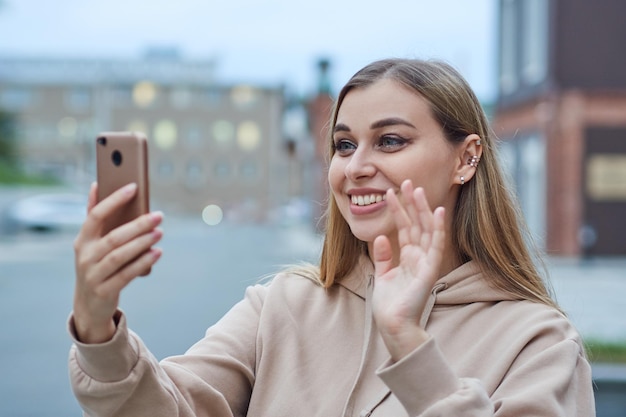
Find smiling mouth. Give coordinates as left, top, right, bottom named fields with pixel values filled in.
left=351, top=193, right=387, bottom=206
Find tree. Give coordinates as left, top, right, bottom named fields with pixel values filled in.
left=0, top=110, right=17, bottom=164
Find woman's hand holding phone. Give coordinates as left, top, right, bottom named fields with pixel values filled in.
left=72, top=183, right=163, bottom=344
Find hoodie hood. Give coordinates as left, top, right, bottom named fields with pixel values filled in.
left=338, top=254, right=519, bottom=306
left=435, top=260, right=520, bottom=305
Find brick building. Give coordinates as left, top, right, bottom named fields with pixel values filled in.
left=493, top=0, right=626, bottom=256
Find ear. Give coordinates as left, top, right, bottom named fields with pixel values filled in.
left=454, top=134, right=483, bottom=185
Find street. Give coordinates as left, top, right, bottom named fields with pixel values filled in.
left=0, top=214, right=625, bottom=416
left=0, top=216, right=321, bottom=416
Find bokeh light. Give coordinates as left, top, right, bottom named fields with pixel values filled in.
left=154, top=119, right=178, bottom=150
left=202, top=204, right=224, bottom=226
left=132, top=81, right=158, bottom=107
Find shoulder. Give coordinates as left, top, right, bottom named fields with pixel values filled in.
left=245, top=263, right=321, bottom=297
left=255, top=264, right=361, bottom=319
left=249, top=264, right=325, bottom=307
left=493, top=299, right=585, bottom=355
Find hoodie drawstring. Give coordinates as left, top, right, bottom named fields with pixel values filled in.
left=419, top=282, right=447, bottom=328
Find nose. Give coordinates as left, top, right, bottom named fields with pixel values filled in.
left=344, top=147, right=376, bottom=181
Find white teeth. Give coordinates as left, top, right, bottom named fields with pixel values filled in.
left=351, top=193, right=386, bottom=206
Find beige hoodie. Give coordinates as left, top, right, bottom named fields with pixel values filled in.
left=69, top=258, right=595, bottom=416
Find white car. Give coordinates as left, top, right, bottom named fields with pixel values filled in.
left=1, top=192, right=87, bottom=233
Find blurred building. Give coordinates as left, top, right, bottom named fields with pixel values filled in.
left=307, top=59, right=334, bottom=230
left=493, top=0, right=626, bottom=256
left=0, top=52, right=306, bottom=220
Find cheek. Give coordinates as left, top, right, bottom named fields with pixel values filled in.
left=327, top=157, right=344, bottom=193
left=384, top=158, right=423, bottom=185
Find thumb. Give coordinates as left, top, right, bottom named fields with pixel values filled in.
left=87, top=182, right=98, bottom=213
left=373, top=235, right=394, bottom=278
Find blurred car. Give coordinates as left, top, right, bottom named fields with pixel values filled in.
left=270, top=197, right=314, bottom=227
left=1, top=192, right=87, bottom=234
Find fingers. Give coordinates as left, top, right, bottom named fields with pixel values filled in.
left=88, top=225, right=163, bottom=284
left=389, top=180, right=440, bottom=248
left=386, top=187, right=412, bottom=247
left=412, top=187, right=436, bottom=248
left=80, top=183, right=139, bottom=240
left=87, top=182, right=98, bottom=213
left=373, top=235, right=394, bottom=279
left=94, top=211, right=163, bottom=262
left=97, top=248, right=163, bottom=296
left=430, top=206, right=446, bottom=257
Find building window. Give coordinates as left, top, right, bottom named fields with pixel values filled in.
left=499, top=0, right=519, bottom=94
left=230, top=85, right=260, bottom=110
left=212, top=120, right=235, bottom=149
left=237, top=121, right=261, bottom=152
left=170, top=87, right=192, bottom=109
left=133, top=81, right=158, bottom=108
left=65, top=88, right=91, bottom=112
left=205, top=87, right=223, bottom=107
left=239, top=159, right=260, bottom=182
left=127, top=120, right=150, bottom=137
left=521, top=0, right=549, bottom=85
left=112, top=86, right=133, bottom=107
left=156, top=159, right=175, bottom=181
left=519, top=134, right=546, bottom=248
left=58, top=117, right=78, bottom=142
left=0, top=87, right=35, bottom=110
left=184, top=124, right=204, bottom=149
left=153, top=119, right=178, bottom=150
left=498, top=134, right=546, bottom=248
left=214, top=160, right=232, bottom=181
left=185, top=159, right=205, bottom=187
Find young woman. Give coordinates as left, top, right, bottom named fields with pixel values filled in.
left=69, top=59, right=595, bottom=416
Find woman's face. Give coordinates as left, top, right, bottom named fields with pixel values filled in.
left=328, top=78, right=462, bottom=244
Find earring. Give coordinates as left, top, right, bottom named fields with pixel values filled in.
left=460, top=176, right=465, bottom=185
left=468, top=155, right=480, bottom=168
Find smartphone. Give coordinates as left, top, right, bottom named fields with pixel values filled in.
left=96, top=131, right=150, bottom=236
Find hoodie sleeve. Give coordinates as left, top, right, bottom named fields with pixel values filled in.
left=68, top=284, right=267, bottom=417
left=376, top=336, right=595, bottom=416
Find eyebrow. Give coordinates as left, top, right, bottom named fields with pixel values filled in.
left=333, top=117, right=416, bottom=134
left=371, top=117, right=416, bottom=129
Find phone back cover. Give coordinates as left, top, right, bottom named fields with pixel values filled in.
left=96, top=131, right=150, bottom=235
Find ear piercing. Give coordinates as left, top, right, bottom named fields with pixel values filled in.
left=462, top=154, right=480, bottom=185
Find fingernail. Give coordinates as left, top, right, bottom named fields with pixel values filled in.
left=151, top=248, right=163, bottom=260
left=123, top=183, right=137, bottom=194
left=151, top=211, right=163, bottom=222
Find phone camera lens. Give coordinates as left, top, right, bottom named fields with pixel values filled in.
left=97, top=137, right=107, bottom=146
left=111, top=150, right=123, bottom=166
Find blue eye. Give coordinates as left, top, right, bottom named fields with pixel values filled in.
left=333, top=139, right=356, bottom=155
left=378, top=135, right=407, bottom=150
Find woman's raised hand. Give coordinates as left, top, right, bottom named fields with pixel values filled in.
left=72, top=183, right=163, bottom=344
left=372, top=179, right=445, bottom=362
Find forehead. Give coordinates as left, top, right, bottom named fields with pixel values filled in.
left=336, top=78, right=435, bottom=126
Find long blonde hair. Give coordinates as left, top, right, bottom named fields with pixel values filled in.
left=318, top=58, right=558, bottom=310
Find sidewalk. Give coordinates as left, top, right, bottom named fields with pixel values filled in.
left=546, top=257, right=626, bottom=343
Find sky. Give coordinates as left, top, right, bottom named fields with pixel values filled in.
left=0, top=0, right=498, bottom=101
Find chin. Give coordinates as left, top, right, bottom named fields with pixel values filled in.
left=348, top=223, right=392, bottom=245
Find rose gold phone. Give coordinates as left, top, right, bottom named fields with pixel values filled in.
left=96, top=131, right=150, bottom=236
